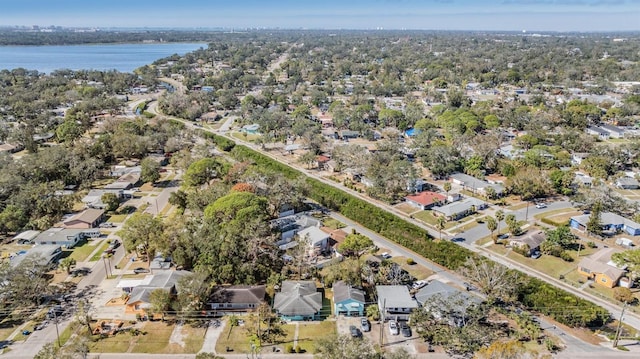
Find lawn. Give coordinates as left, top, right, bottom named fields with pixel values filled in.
left=89, top=241, right=112, bottom=261
left=395, top=203, right=419, bottom=215
left=295, top=321, right=336, bottom=353
left=391, top=256, right=435, bottom=280
left=323, top=218, right=346, bottom=230
left=231, top=132, right=261, bottom=142
left=412, top=210, right=437, bottom=226
left=68, top=239, right=105, bottom=262
left=533, top=208, right=578, bottom=220
left=107, top=214, right=128, bottom=223
left=216, top=320, right=265, bottom=354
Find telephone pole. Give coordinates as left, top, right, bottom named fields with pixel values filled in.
left=613, top=301, right=628, bottom=348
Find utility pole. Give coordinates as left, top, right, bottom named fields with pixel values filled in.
left=54, top=310, right=61, bottom=348
left=613, top=301, right=628, bottom=348
left=379, top=298, right=385, bottom=347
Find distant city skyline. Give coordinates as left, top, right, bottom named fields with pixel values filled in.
left=1, top=0, right=639, bottom=32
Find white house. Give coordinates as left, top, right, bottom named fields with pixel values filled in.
left=297, top=226, right=330, bottom=256
left=376, top=285, right=419, bottom=321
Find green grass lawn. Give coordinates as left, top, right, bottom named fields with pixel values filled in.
left=68, top=239, right=105, bottom=262
left=90, top=321, right=201, bottom=354
left=231, top=131, right=261, bottom=142
left=295, top=321, right=336, bottom=353
left=107, top=214, right=128, bottom=223
left=392, top=256, right=435, bottom=280
left=323, top=218, right=346, bottom=230
left=215, top=321, right=262, bottom=354
left=533, top=208, right=577, bottom=220
left=412, top=210, right=437, bottom=226
left=89, top=241, right=112, bottom=262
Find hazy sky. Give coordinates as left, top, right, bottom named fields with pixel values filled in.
left=1, top=0, right=639, bottom=32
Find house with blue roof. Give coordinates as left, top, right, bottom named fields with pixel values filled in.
left=570, top=212, right=640, bottom=236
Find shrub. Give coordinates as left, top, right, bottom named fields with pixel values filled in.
left=406, top=258, right=416, bottom=265
left=285, top=345, right=294, bottom=354
left=559, top=251, right=574, bottom=262
left=587, top=241, right=597, bottom=248
left=296, top=345, right=303, bottom=353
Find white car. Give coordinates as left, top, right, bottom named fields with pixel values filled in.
left=412, top=280, right=429, bottom=290
left=380, top=252, right=392, bottom=259
left=535, top=203, right=547, bottom=209
left=389, top=320, right=399, bottom=335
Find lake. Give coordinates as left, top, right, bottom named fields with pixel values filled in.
left=0, top=42, right=206, bottom=73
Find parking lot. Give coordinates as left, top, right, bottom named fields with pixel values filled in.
left=336, top=316, right=421, bottom=355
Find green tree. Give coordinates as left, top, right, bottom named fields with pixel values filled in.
left=149, top=288, right=172, bottom=320
left=612, top=249, right=640, bottom=285
left=59, top=257, right=76, bottom=274
left=436, top=216, right=446, bottom=240
left=0, top=204, right=28, bottom=234
left=459, top=257, right=519, bottom=303
left=338, top=233, right=373, bottom=259
left=495, top=210, right=505, bottom=236
left=486, top=217, right=498, bottom=243
left=140, top=157, right=161, bottom=184
left=545, top=226, right=577, bottom=249
left=101, top=192, right=120, bottom=212
left=505, top=214, right=521, bottom=236
left=55, top=119, right=83, bottom=143
left=315, top=334, right=379, bottom=359
left=184, top=157, right=226, bottom=187
left=613, top=287, right=635, bottom=304
left=119, top=212, right=165, bottom=266
left=586, top=201, right=603, bottom=237
left=443, top=181, right=452, bottom=197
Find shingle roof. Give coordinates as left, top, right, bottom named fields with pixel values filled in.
left=433, top=198, right=486, bottom=217
left=376, top=285, right=418, bottom=309
left=405, top=191, right=446, bottom=206
left=579, top=247, right=625, bottom=281
left=274, top=281, right=322, bottom=316
left=415, top=280, right=481, bottom=307
left=209, top=285, right=266, bottom=305
left=64, top=209, right=104, bottom=225
left=332, top=281, right=365, bottom=304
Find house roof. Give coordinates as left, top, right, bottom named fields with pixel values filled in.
left=376, top=285, right=418, bottom=309
left=332, top=281, right=365, bottom=304
left=297, top=226, right=330, bottom=245
left=316, top=155, right=331, bottom=163
left=572, top=212, right=640, bottom=230
left=600, top=124, right=624, bottom=134
left=13, top=230, right=41, bottom=241
left=127, top=287, right=155, bottom=306
left=405, top=191, right=446, bottom=207
left=587, top=126, right=609, bottom=135
left=34, top=228, right=85, bottom=243
left=449, top=173, right=503, bottom=193
left=209, top=285, right=266, bottom=305
left=510, top=231, right=546, bottom=250
left=617, top=177, right=639, bottom=186
left=63, top=209, right=104, bottom=226
left=433, top=198, right=486, bottom=218
left=579, top=247, right=625, bottom=281
left=10, top=244, right=62, bottom=267
left=274, top=281, right=322, bottom=316
left=414, top=280, right=481, bottom=308
left=147, top=270, right=192, bottom=289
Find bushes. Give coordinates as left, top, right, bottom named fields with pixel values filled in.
left=218, top=141, right=609, bottom=328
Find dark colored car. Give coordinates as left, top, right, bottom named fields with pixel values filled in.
left=400, top=322, right=411, bottom=337
left=349, top=325, right=362, bottom=338
left=360, top=318, right=370, bottom=332
left=133, top=267, right=150, bottom=274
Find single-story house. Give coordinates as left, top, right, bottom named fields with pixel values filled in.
left=616, top=177, right=640, bottom=190
left=208, top=285, right=266, bottom=313
left=315, top=155, right=331, bottom=170
left=333, top=281, right=366, bottom=317
left=600, top=124, right=625, bottom=139
left=570, top=212, right=640, bottom=236
left=32, top=228, right=100, bottom=248
left=109, top=165, right=141, bottom=178
left=509, top=231, right=546, bottom=256
left=10, top=244, right=62, bottom=268
left=577, top=248, right=627, bottom=288
left=414, top=280, right=482, bottom=326
left=62, top=209, right=105, bottom=229
left=339, top=130, right=360, bottom=140
left=297, top=226, right=331, bottom=255
left=125, top=270, right=192, bottom=316
left=405, top=191, right=447, bottom=210
left=13, top=230, right=41, bottom=245
left=433, top=198, right=487, bottom=221
left=273, top=281, right=323, bottom=321
left=574, top=172, right=593, bottom=187
left=586, top=126, right=610, bottom=140
left=449, top=173, right=503, bottom=197
left=82, top=189, right=123, bottom=209
left=615, top=237, right=634, bottom=249
left=376, top=285, right=419, bottom=321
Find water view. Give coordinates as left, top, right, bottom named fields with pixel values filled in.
left=0, top=42, right=206, bottom=73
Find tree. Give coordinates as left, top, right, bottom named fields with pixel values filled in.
left=613, top=287, right=635, bottom=304
left=486, top=217, right=498, bottom=243
left=183, top=157, right=225, bottom=187
left=612, top=249, right=640, bottom=285
left=495, top=210, right=505, bottom=237
left=436, top=215, right=446, bottom=240
left=101, top=192, right=120, bottom=212
left=0, top=204, right=27, bottom=234
left=140, top=156, right=161, bottom=184
left=298, top=151, right=317, bottom=169
left=315, top=334, right=379, bottom=359
left=338, top=233, right=373, bottom=259
left=586, top=201, right=603, bottom=237
left=119, top=212, right=165, bottom=266
left=544, top=226, right=576, bottom=249
left=195, top=354, right=225, bottom=359
left=459, top=257, right=519, bottom=303
left=443, top=181, right=452, bottom=197
left=0, top=255, right=51, bottom=309
left=505, top=214, right=521, bottom=236
left=59, top=257, right=76, bottom=274
left=149, top=288, right=172, bottom=320
left=475, top=339, right=539, bottom=359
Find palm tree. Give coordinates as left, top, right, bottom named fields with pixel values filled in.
left=436, top=216, right=446, bottom=240
left=486, top=216, right=498, bottom=243
left=495, top=210, right=505, bottom=237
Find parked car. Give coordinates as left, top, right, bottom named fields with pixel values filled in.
left=411, top=280, right=429, bottom=290
left=451, top=237, right=466, bottom=242
left=360, top=318, right=370, bottom=332
left=47, top=306, right=64, bottom=319
left=133, top=267, right=150, bottom=274
left=530, top=251, right=542, bottom=259
left=349, top=325, right=362, bottom=338
left=380, top=252, right=392, bottom=259
left=535, top=203, right=547, bottom=209
left=389, top=320, right=399, bottom=335
left=108, top=240, right=120, bottom=250
left=34, top=321, right=48, bottom=330
left=21, top=330, right=31, bottom=336
left=400, top=322, right=412, bottom=337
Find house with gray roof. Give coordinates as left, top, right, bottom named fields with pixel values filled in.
left=273, top=281, right=323, bottom=321
left=32, top=227, right=99, bottom=248
left=586, top=126, right=610, bottom=140
left=616, top=177, right=639, bottom=190
left=208, top=285, right=266, bottom=314
left=449, top=173, right=503, bottom=197
left=570, top=212, right=640, bottom=236
left=125, top=270, right=192, bottom=317
left=509, top=231, right=546, bottom=256
left=600, top=124, right=625, bottom=139
left=415, top=280, right=482, bottom=326
left=376, top=285, right=419, bottom=321
left=297, top=226, right=330, bottom=255
left=10, top=244, right=62, bottom=268
left=432, top=198, right=487, bottom=221
left=333, top=281, right=366, bottom=317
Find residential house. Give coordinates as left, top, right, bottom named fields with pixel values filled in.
left=339, top=130, right=359, bottom=140
left=297, top=226, right=331, bottom=256
left=574, top=172, right=593, bottom=187
left=498, top=144, right=523, bottom=160
left=10, top=244, right=62, bottom=268
left=333, top=281, right=366, bottom=317
left=273, top=281, right=323, bottom=321
left=82, top=189, right=123, bottom=209
left=124, top=270, right=192, bottom=317
left=315, top=155, right=331, bottom=170
left=571, top=153, right=590, bottom=166
left=433, top=198, right=487, bottom=221
left=616, top=177, right=640, bottom=190
left=325, top=160, right=338, bottom=173
left=509, top=231, right=546, bottom=256
left=586, top=126, right=610, bottom=140
left=449, top=173, right=503, bottom=197
left=405, top=191, right=446, bottom=210
left=600, top=124, right=625, bottom=139
left=32, top=228, right=100, bottom=248
left=271, top=214, right=321, bottom=248
left=577, top=248, right=627, bottom=288
left=13, top=230, right=41, bottom=245
left=62, top=209, right=105, bottom=229
left=109, top=165, right=141, bottom=178
left=376, top=285, right=419, bottom=321
left=414, top=280, right=482, bottom=326
left=615, top=237, right=634, bottom=249
left=570, top=212, right=640, bottom=236
left=208, top=285, right=266, bottom=314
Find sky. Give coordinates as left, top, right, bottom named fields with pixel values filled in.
left=1, top=0, right=639, bottom=32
